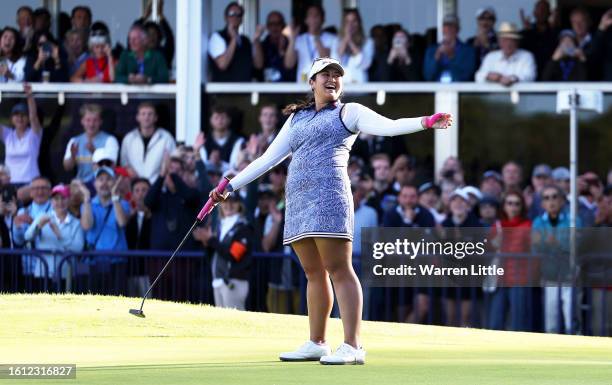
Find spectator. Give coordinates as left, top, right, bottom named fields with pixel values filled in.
left=16, top=6, right=34, bottom=52
left=520, top=0, right=558, bottom=79
left=475, top=22, right=536, bottom=85
left=284, top=4, right=337, bottom=83
left=1, top=84, right=42, bottom=186
left=502, top=161, right=523, bottom=191
left=532, top=184, right=580, bottom=334
left=383, top=184, right=435, bottom=227
left=33, top=8, right=51, bottom=34
left=63, top=103, right=119, bottom=183
left=390, top=155, right=416, bottom=194
left=578, top=172, right=603, bottom=227
left=591, top=9, right=612, bottom=81
left=256, top=11, right=293, bottom=82
left=527, top=164, right=552, bottom=220
left=70, top=30, right=114, bottom=82
left=12, top=176, right=52, bottom=249
left=201, top=106, right=244, bottom=172
left=367, top=153, right=397, bottom=217
left=569, top=7, right=596, bottom=79
left=120, top=102, right=176, bottom=183
left=542, top=30, right=588, bottom=81
left=0, top=27, right=26, bottom=83
left=24, top=31, right=69, bottom=82
left=78, top=167, right=130, bottom=293
left=418, top=182, right=445, bottom=224
left=438, top=156, right=465, bottom=186
left=125, top=177, right=151, bottom=297
left=208, top=2, right=259, bottom=82
left=240, top=105, right=280, bottom=167
left=70, top=6, right=92, bottom=33
left=467, top=7, right=499, bottom=69
left=488, top=189, right=534, bottom=331
left=480, top=170, right=504, bottom=200
left=63, top=29, right=88, bottom=77
left=368, top=25, right=390, bottom=82
left=441, top=189, right=482, bottom=327
left=385, top=28, right=422, bottom=81
left=478, top=195, right=499, bottom=227
left=424, top=15, right=476, bottom=82
left=24, top=184, right=84, bottom=288
left=136, top=0, right=175, bottom=69
left=115, top=24, right=168, bottom=84
left=144, top=153, right=200, bottom=250
left=193, top=193, right=253, bottom=310
left=331, top=8, right=373, bottom=83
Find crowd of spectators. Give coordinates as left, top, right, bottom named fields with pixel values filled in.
left=1, top=1, right=173, bottom=84
left=209, top=1, right=612, bottom=83
left=0, top=1, right=611, bottom=336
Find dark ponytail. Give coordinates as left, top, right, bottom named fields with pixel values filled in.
left=282, top=95, right=315, bottom=116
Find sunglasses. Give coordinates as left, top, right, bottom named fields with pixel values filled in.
left=478, top=16, right=495, bottom=21
left=504, top=200, right=522, bottom=207
left=227, top=11, right=243, bottom=17
left=542, top=194, right=559, bottom=201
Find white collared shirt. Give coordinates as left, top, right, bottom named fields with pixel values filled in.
left=475, top=48, right=536, bottom=82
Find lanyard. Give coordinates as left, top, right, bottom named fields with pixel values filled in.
left=137, top=58, right=145, bottom=75
left=559, top=60, right=575, bottom=81
left=306, top=34, right=318, bottom=62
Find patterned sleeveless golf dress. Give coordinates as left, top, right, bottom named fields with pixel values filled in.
left=282, top=102, right=358, bottom=245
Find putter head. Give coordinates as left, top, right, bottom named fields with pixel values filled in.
left=129, top=308, right=145, bottom=318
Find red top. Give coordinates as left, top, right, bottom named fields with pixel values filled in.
left=85, top=57, right=113, bottom=83
left=490, top=217, right=538, bottom=285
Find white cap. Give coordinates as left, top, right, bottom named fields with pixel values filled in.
left=307, top=57, right=345, bottom=80
left=461, top=185, right=483, bottom=200
left=92, top=147, right=118, bottom=164
left=449, top=188, right=470, bottom=202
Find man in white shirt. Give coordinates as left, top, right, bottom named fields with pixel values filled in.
left=284, top=4, right=337, bottom=83
left=120, top=102, right=176, bottom=183
left=475, top=22, right=536, bottom=85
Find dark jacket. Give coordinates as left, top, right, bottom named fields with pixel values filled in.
left=144, top=173, right=200, bottom=250
left=542, top=58, right=588, bottom=81
left=208, top=216, right=253, bottom=281
left=126, top=211, right=151, bottom=250
left=209, top=28, right=253, bottom=82
left=383, top=204, right=436, bottom=227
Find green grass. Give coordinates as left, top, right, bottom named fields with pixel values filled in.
left=1, top=294, right=611, bottom=385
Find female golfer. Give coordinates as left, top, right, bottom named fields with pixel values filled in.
left=209, top=57, right=452, bottom=365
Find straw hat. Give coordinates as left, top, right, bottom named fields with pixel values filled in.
left=497, top=22, right=521, bottom=39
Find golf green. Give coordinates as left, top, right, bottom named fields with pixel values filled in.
left=1, top=294, right=611, bottom=385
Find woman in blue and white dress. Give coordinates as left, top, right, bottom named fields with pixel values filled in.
left=210, top=57, right=452, bottom=365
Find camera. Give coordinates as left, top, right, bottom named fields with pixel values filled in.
left=42, top=42, right=52, bottom=55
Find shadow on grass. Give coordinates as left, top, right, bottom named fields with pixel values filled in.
left=78, top=361, right=300, bottom=371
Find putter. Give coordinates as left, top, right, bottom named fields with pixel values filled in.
left=129, top=176, right=231, bottom=318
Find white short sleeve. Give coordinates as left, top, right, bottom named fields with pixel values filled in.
left=208, top=32, right=227, bottom=59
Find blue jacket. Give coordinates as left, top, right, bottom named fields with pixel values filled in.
left=423, top=40, right=476, bottom=81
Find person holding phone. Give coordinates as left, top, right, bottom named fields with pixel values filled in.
left=542, top=29, right=587, bottom=81
left=386, top=29, right=422, bottom=81
left=24, top=30, right=68, bottom=82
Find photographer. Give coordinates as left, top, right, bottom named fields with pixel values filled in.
left=24, top=30, right=68, bottom=82
left=542, top=30, right=587, bottom=81
left=70, top=31, right=114, bottom=82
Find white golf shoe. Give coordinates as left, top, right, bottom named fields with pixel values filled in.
left=319, top=343, right=366, bottom=365
left=279, top=340, right=331, bottom=362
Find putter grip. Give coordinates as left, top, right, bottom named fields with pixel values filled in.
left=197, top=177, right=231, bottom=221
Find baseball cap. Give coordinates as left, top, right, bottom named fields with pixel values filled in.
left=308, top=57, right=345, bottom=80
left=479, top=194, right=499, bottom=207
left=443, top=14, right=460, bottom=25
left=418, top=182, right=441, bottom=195
left=552, top=167, right=570, bottom=181
left=461, top=185, right=483, bottom=200
left=475, top=6, right=496, bottom=19
left=449, top=188, right=470, bottom=202
left=95, top=165, right=115, bottom=179
left=92, top=147, right=118, bottom=164
left=532, top=164, right=552, bottom=178
left=11, top=103, right=28, bottom=115
left=51, top=184, right=70, bottom=198
left=483, top=170, right=502, bottom=182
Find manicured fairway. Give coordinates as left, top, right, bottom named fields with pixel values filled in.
left=1, top=294, right=611, bottom=385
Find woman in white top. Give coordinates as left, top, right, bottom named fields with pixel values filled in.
left=0, top=83, right=42, bottom=185
left=0, top=27, right=27, bottom=83
left=210, top=58, right=452, bottom=365
left=331, top=9, right=374, bottom=83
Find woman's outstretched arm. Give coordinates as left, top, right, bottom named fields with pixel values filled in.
left=226, top=114, right=294, bottom=192
left=342, top=103, right=451, bottom=136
